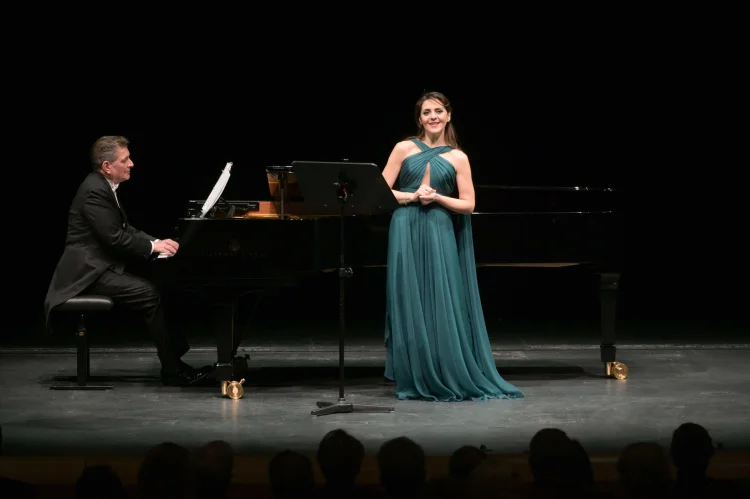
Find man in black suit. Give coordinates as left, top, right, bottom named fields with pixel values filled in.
left=44, top=135, right=210, bottom=386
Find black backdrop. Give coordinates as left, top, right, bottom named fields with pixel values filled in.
left=3, top=61, right=744, bottom=343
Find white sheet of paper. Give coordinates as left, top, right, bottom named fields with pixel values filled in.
left=201, top=162, right=233, bottom=217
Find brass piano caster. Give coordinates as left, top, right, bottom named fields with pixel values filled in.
left=221, top=379, right=246, bottom=399
left=606, top=362, right=628, bottom=379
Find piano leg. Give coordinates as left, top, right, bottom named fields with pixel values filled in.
left=212, top=293, right=264, bottom=397
left=599, top=272, right=628, bottom=379
left=214, top=300, right=251, bottom=388
left=215, top=302, right=236, bottom=385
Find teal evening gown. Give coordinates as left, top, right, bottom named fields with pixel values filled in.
left=384, top=139, right=524, bottom=401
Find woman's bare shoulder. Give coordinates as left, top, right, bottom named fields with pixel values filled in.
left=395, top=139, right=419, bottom=152
left=448, top=148, right=469, bottom=169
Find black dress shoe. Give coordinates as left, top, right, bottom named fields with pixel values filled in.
left=177, top=361, right=213, bottom=376
left=161, top=366, right=212, bottom=386
left=177, top=360, right=197, bottom=374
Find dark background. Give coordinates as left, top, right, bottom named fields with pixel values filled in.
left=2, top=32, right=744, bottom=345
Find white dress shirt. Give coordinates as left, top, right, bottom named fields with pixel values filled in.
left=105, top=177, right=156, bottom=253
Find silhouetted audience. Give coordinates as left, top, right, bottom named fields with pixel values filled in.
left=428, top=445, right=488, bottom=499
left=195, top=440, right=234, bottom=499
left=617, top=442, right=672, bottom=498
left=450, top=445, right=487, bottom=480
left=569, top=439, right=615, bottom=498
left=1, top=420, right=749, bottom=498
left=75, top=464, right=125, bottom=499
left=137, top=441, right=194, bottom=499
left=670, top=422, right=740, bottom=498
left=268, top=449, right=315, bottom=498
left=528, top=428, right=584, bottom=498
left=468, top=459, right=524, bottom=499
left=317, top=428, right=368, bottom=498
left=378, top=436, right=426, bottom=498
left=0, top=423, right=37, bottom=498
left=0, top=477, right=37, bottom=499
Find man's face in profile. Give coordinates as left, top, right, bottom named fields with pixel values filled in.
left=102, top=146, right=133, bottom=184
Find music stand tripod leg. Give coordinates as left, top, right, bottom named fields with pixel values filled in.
left=314, top=401, right=395, bottom=415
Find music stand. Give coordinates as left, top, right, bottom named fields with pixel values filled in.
left=292, top=160, right=399, bottom=416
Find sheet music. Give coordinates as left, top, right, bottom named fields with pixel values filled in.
left=155, top=162, right=233, bottom=260
left=201, top=162, right=233, bottom=217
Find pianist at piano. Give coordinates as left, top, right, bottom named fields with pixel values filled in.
left=43, top=135, right=212, bottom=387
left=380, top=91, right=525, bottom=402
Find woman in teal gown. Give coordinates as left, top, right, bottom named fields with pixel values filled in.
left=381, top=91, right=524, bottom=402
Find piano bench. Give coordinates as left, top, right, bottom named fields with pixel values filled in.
left=49, top=295, right=115, bottom=391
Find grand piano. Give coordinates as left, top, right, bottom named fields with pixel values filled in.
left=155, top=164, right=627, bottom=394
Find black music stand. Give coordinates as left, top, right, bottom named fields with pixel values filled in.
left=292, top=160, right=399, bottom=416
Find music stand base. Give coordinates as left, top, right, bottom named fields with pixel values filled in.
left=312, top=398, right=394, bottom=416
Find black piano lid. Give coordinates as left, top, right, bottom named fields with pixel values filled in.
left=472, top=184, right=623, bottom=215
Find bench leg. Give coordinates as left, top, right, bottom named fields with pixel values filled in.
left=77, top=316, right=88, bottom=386
left=50, top=312, right=113, bottom=391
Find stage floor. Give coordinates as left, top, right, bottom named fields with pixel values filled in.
left=1, top=319, right=749, bottom=458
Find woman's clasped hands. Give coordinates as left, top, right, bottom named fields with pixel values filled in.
left=414, top=184, right=437, bottom=205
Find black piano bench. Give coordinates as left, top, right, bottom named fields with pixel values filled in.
left=49, top=295, right=115, bottom=391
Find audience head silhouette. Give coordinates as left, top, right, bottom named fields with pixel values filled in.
left=195, top=440, right=234, bottom=499
left=528, top=428, right=578, bottom=487
left=378, top=436, right=426, bottom=498
left=75, top=464, right=125, bottom=499
left=449, top=445, right=486, bottom=480
left=569, top=438, right=595, bottom=486
left=617, top=442, right=672, bottom=498
left=268, top=449, right=315, bottom=498
left=670, top=422, right=715, bottom=474
left=317, top=428, right=364, bottom=488
left=137, top=442, right=194, bottom=499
